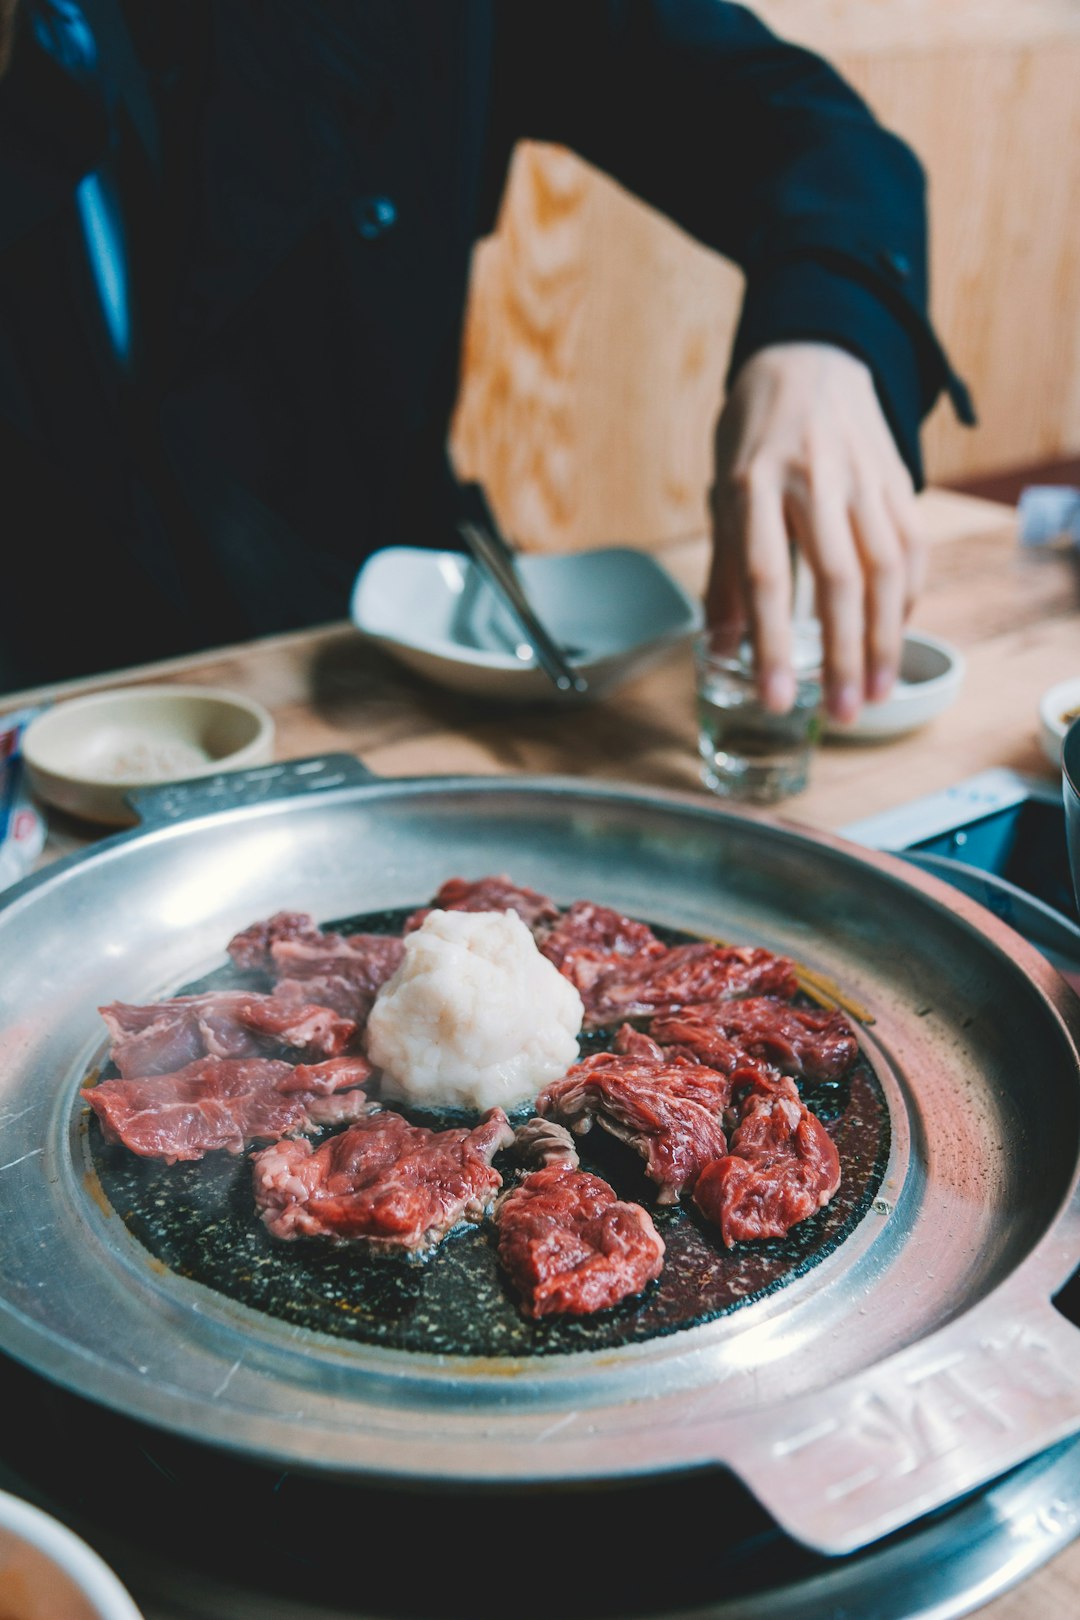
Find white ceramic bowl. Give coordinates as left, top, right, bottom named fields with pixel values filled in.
left=351, top=545, right=703, bottom=702
left=0, top=1487, right=143, bottom=1619
left=1038, top=675, right=1080, bottom=768
left=21, top=684, right=275, bottom=827
left=824, top=630, right=965, bottom=742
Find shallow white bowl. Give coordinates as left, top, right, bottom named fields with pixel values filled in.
left=1038, top=675, right=1080, bottom=768
left=22, top=684, right=275, bottom=827
left=824, top=630, right=965, bottom=742
left=0, top=1487, right=143, bottom=1619
left=351, top=545, right=703, bottom=702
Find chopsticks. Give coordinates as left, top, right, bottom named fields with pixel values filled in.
left=454, top=482, right=589, bottom=696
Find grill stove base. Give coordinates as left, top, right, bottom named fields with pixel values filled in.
left=4, top=1345, right=1080, bottom=1620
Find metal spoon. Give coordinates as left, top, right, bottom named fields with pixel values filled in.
left=454, top=482, right=589, bottom=696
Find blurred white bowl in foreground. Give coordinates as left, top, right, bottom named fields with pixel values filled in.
left=0, top=1487, right=143, bottom=1619
left=351, top=545, right=703, bottom=703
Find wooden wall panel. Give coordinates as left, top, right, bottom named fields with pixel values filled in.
left=828, top=40, right=1080, bottom=491
left=449, top=3, right=1080, bottom=552
left=452, top=144, right=741, bottom=552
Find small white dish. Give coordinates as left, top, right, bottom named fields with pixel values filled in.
left=824, top=630, right=965, bottom=742
left=21, top=684, right=275, bottom=827
left=0, top=1486, right=143, bottom=1619
left=1038, top=675, right=1080, bottom=768
left=351, top=545, right=703, bottom=702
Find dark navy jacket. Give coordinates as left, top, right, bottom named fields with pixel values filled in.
left=0, top=1, right=972, bottom=688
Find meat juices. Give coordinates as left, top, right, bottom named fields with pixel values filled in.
left=251, top=1107, right=515, bottom=1253
left=83, top=1055, right=375, bottom=1163
left=495, top=1118, right=666, bottom=1318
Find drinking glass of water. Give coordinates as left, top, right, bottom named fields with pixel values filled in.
left=694, top=623, right=823, bottom=803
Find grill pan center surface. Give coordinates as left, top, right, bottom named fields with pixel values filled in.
left=83, top=904, right=891, bottom=1359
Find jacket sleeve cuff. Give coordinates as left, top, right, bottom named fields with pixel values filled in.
left=727, top=256, right=974, bottom=491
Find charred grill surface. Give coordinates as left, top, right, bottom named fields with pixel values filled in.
left=84, top=906, right=890, bottom=1357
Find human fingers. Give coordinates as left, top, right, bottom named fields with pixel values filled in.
left=788, top=479, right=864, bottom=725
left=738, top=467, right=796, bottom=713
left=851, top=485, right=905, bottom=703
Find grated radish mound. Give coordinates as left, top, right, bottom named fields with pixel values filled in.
left=365, top=909, right=583, bottom=1112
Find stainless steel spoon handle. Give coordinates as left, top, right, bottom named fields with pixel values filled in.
left=454, top=483, right=588, bottom=696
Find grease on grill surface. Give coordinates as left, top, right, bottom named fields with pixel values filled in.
left=84, top=907, right=890, bottom=1357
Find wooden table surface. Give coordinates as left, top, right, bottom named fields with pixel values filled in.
left=5, top=487, right=1080, bottom=1619
left=17, top=488, right=1079, bottom=868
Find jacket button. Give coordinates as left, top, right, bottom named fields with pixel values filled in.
left=878, top=248, right=912, bottom=281
left=353, top=194, right=397, bottom=239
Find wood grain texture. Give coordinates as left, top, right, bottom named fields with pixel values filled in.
left=833, top=41, right=1080, bottom=486
left=450, top=5, right=1080, bottom=550
left=750, top=0, right=1080, bottom=55
left=452, top=142, right=740, bottom=553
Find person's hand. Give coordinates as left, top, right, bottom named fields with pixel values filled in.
left=706, top=341, right=924, bottom=725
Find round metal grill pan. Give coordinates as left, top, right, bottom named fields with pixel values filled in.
left=3, top=757, right=1080, bottom=1557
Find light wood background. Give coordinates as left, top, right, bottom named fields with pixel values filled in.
left=450, top=0, right=1080, bottom=553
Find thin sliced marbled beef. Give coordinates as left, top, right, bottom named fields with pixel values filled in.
left=495, top=1161, right=665, bottom=1318
left=652, top=998, right=858, bottom=1083
left=252, top=1107, right=514, bottom=1252
left=267, top=936, right=404, bottom=1027
left=538, top=901, right=666, bottom=995
left=612, top=1022, right=797, bottom=1124
left=692, top=1092, right=841, bottom=1246
left=227, top=910, right=405, bottom=1022
left=226, top=911, right=324, bottom=972
left=612, top=1024, right=668, bottom=1061
left=538, top=1051, right=731, bottom=1203
left=403, top=874, right=561, bottom=935
left=271, top=973, right=369, bottom=1020
left=570, top=942, right=799, bottom=1030
left=228, top=913, right=405, bottom=1024
left=83, top=1055, right=374, bottom=1164
left=99, top=991, right=357, bottom=1080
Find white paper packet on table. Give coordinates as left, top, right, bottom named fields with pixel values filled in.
left=0, top=706, right=47, bottom=892
left=1018, top=485, right=1080, bottom=548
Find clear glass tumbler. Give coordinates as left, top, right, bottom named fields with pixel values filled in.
left=694, top=623, right=823, bottom=804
